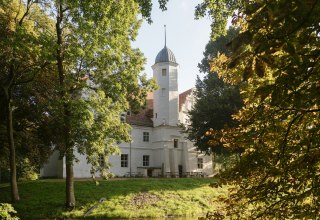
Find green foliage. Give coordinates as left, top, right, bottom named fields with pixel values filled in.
left=186, top=73, right=242, bottom=154
left=0, top=0, right=166, bottom=206
left=0, top=179, right=226, bottom=219
left=203, top=0, right=320, bottom=218
left=16, top=159, right=38, bottom=181
left=195, top=0, right=241, bottom=40
left=50, top=0, right=158, bottom=176
left=0, top=0, right=55, bottom=162
left=212, top=152, right=239, bottom=172
left=198, top=26, right=239, bottom=73
left=184, top=28, right=242, bottom=154
left=0, top=203, right=19, bottom=220
left=134, top=0, right=169, bottom=23
left=46, top=0, right=160, bottom=207
left=0, top=0, right=55, bottom=201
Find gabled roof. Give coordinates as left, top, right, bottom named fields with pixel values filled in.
left=127, top=89, right=193, bottom=127
left=179, top=89, right=193, bottom=112
left=126, top=95, right=153, bottom=127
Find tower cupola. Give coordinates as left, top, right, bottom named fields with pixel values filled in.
left=155, top=46, right=177, bottom=64
left=152, top=25, right=179, bottom=127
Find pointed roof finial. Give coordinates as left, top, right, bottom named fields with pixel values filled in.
left=164, top=25, right=166, bottom=47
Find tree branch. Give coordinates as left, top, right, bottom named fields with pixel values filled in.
left=19, top=0, right=33, bottom=26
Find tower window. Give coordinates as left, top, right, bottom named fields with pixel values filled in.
left=143, top=132, right=149, bottom=142
left=162, top=69, right=167, bottom=76
left=161, top=88, right=166, bottom=96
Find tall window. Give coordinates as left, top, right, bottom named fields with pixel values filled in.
left=143, top=155, right=150, bottom=166
left=162, top=68, right=166, bottom=76
left=174, top=139, right=178, bottom=148
left=197, top=158, right=203, bottom=169
left=143, top=132, right=149, bottom=142
left=121, top=154, right=128, bottom=167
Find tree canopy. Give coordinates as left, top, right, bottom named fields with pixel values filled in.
left=1, top=0, right=164, bottom=206
left=199, top=0, right=320, bottom=218
left=49, top=0, right=159, bottom=208
left=0, top=0, right=54, bottom=202
left=184, top=27, right=242, bottom=154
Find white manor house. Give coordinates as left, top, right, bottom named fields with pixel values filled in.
left=41, top=43, right=213, bottom=178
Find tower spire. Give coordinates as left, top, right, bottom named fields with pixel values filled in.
left=164, top=25, right=166, bottom=47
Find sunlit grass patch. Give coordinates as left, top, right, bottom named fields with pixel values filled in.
left=0, top=178, right=228, bottom=219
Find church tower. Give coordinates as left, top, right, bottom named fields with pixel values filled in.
left=152, top=26, right=179, bottom=127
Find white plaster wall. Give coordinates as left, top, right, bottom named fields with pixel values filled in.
left=152, top=126, right=182, bottom=144
left=168, top=65, right=179, bottom=126
left=152, top=62, right=179, bottom=127
left=187, top=147, right=213, bottom=176
left=131, top=126, right=153, bottom=148
left=173, top=148, right=183, bottom=167
left=41, top=150, right=99, bottom=179
left=40, top=119, right=214, bottom=178
left=179, top=89, right=195, bottom=125
left=66, top=151, right=92, bottom=178
left=153, top=63, right=169, bottom=127
left=108, top=145, right=155, bottom=177
left=153, top=148, right=164, bottom=167
left=40, top=150, right=60, bottom=177
left=42, top=148, right=123, bottom=178
left=202, top=155, right=214, bottom=175
left=108, top=154, right=129, bottom=177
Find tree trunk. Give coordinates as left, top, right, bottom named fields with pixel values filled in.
left=4, top=89, right=20, bottom=202
left=56, top=0, right=75, bottom=209
left=65, top=146, right=75, bottom=208
left=64, top=103, right=75, bottom=209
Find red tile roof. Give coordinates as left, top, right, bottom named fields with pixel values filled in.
left=126, top=89, right=193, bottom=127
left=179, top=89, right=193, bottom=112
left=126, top=94, right=154, bottom=127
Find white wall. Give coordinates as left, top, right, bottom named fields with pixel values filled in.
left=152, top=62, right=179, bottom=127
left=40, top=150, right=60, bottom=177
left=40, top=124, right=213, bottom=178
left=69, top=152, right=93, bottom=178
left=179, top=89, right=195, bottom=125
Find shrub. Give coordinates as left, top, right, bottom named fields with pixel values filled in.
left=0, top=203, right=19, bottom=220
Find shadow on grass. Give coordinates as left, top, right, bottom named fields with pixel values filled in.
left=0, top=178, right=219, bottom=219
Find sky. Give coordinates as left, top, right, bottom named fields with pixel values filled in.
left=133, top=0, right=212, bottom=93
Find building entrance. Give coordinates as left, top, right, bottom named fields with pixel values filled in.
left=178, top=165, right=183, bottom=177
left=147, top=169, right=153, bottom=177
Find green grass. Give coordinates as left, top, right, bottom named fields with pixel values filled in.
left=0, top=178, right=228, bottom=219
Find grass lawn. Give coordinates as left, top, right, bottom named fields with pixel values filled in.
left=0, top=178, right=228, bottom=219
